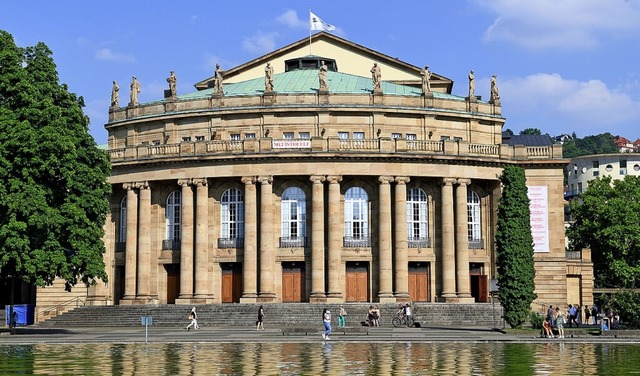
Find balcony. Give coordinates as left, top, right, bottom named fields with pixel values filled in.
left=343, top=236, right=371, bottom=248
left=408, top=237, right=431, bottom=248
left=115, top=242, right=126, bottom=253
left=468, top=239, right=484, bottom=249
left=218, top=237, right=244, bottom=249
left=279, top=236, right=307, bottom=248
left=566, top=250, right=582, bottom=260
left=162, top=239, right=181, bottom=250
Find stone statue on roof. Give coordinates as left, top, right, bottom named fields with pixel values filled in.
left=166, top=70, right=177, bottom=98
left=129, top=76, right=141, bottom=106
left=468, top=70, right=475, bottom=98
left=371, top=62, right=381, bottom=91
left=265, top=62, right=274, bottom=92
left=213, top=64, right=223, bottom=95
left=490, top=74, right=500, bottom=103
left=110, top=80, right=119, bottom=108
left=421, top=66, right=432, bottom=94
left=319, top=60, right=328, bottom=91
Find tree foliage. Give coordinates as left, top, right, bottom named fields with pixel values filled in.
left=0, top=30, right=111, bottom=290
left=495, top=165, right=537, bottom=328
left=519, top=128, right=542, bottom=136
left=562, top=132, right=618, bottom=159
left=567, top=175, right=640, bottom=288
left=601, top=291, right=640, bottom=329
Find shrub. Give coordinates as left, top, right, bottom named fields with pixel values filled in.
left=602, top=291, right=640, bottom=329
left=529, top=311, right=544, bottom=329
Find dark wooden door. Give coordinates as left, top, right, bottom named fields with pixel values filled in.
left=221, top=263, right=242, bottom=303
left=470, top=274, right=489, bottom=302
left=408, top=262, right=430, bottom=302
left=282, top=262, right=305, bottom=302
left=345, top=262, right=368, bottom=302
left=165, top=264, right=180, bottom=304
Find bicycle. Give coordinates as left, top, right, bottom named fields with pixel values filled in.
left=392, top=313, right=415, bottom=328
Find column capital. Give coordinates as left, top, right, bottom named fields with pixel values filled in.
left=241, top=176, right=256, bottom=185
left=178, top=178, right=192, bottom=187
left=122, top=182, right=137, bottom=191
left=257, top=176, right=273, bottom=185
left=395, top=176, right=411, bottom=185
left=378, top=176, right=394, bottom=185
left=442, top=177, right=457, bottom=186
left=326, top=175, right=342, bottom=184
left=135, top=181, right=149, bottom=190
left=192, top=178, right=208, bottom=187
left=457, top=178, right=471, bottom=186
left=309, top=175, right=326, bottom=184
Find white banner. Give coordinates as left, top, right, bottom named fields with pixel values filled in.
left=272, top=139, right=311, bottom=149
left=527, top=185, right=549, bottom=252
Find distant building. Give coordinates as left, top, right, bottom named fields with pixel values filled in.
left=613, top=136, right=640, bottom=153
left=554, top=133, right=573, bottom=144
left=566, top=153, right=640, bottom=198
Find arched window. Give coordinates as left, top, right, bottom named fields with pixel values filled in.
left=220, top=188, right=244, bottom=248
left=344, top=186, right=370, bottom=247
left=118, top=196, right=127, bottom=252
left=467, top=190, right=483, bottom=248
left=280, top=187, right=307, bottom=247
left=407, top=188, right=429, bottom=248
left=164, top=190, right=181, bottom=250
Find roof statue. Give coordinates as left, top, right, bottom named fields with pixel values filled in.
left=421, top=66, right=432, bottom=95
left=166, top=70, right=177, bottom=99
left=490, top=74, right=500, bottom=104
left=371, top=62, right=381, bottom=93
left=110, top=80, right=119, bottom=109
left=318, top=60, right=328, bottom=92
left=468, top=70, right=475, bottom=98
left=265, top=62, right=274, bottom=92
left=213, top=64, right=223, bottom=95
left=129, top=76, right=140, bottom=106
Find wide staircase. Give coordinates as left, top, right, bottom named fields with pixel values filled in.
left=38, top=303, right=503, bottom=328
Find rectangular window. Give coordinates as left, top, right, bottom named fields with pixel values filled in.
left=593, top=170, right=599, bottom=177
left=195, top=135, right=205, bottom=141
left=182, top=136, right=191, bottom=142
left=230, top=134, right=240, bottom=141
left=440, top=136, right=450, bottom=141
left=283, top=132, right=294, bottom=139
left=578, top=182, right=583, bottom=193
left=592, top=161, right=599, bottom=168
left=338, top=132, right=349, bottom=139
left=353, top=132, right=364, bottom=139
left=245, top=133, right=256, bottom=139
left=299, top=132, right=310, bottom=139
left=620, top=159, right=627, bottom=175
left=391, top=133, right=402, bottom=139
left=406, top=133, right=417, bottom=140
left=152, top=140, right=161, bottom=145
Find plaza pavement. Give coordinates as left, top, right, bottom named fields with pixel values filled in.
left=2, top=325, right=638, bottom=345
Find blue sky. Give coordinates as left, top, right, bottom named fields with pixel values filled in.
left=3, top=0, right=640, bottom=145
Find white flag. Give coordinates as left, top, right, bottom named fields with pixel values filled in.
left=310, top=11, right=336, bottom=32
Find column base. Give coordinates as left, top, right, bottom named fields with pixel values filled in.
left=191, top=296, right=215, bottom=304
left=133, top=295, right=159, bottom=305
left=394, top=292, right=411, bottom=303
left=240, top=296, right=258, bottom=303
left=378, top=292, right=396, bottom=304
left=174, top=298, right=195, bottom=305
left=456, top=297, right=476, bottom=303
left=119, top=296, right=136, bottom=305
left=309, top=292, right=327, bottom=303
left=257, top=293, right=277, bottom=303
left=325, top=293, right=343, bottom=303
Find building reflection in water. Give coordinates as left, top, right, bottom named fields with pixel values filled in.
left=5, top=341, right=640, bottom=374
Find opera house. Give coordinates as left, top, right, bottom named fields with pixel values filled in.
left=37, top=32, right=593, bottom=311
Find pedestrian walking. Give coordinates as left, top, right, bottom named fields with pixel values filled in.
left=322, top=308, right=332, bottom=340
left=256, top=305, right=265, bottom=331
left=338, top=305, right=347, bottom=328
left=186, top=306, right=199, bottom=331
left=585, top=305, right=591, bottom=325
left=591, top=304, right=598, bottom=325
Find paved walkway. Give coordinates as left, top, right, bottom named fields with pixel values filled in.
left=2, top=325, right=638, bottom=345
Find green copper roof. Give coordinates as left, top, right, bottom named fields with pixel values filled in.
left=178, top=70, right=464, bottom=101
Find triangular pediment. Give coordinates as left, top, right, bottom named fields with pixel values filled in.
left=194, top=32, right=453, bottom=94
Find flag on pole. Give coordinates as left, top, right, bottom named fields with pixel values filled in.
left=310, top=11, right=336, bottom=32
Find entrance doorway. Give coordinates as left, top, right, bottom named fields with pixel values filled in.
left=164, top=264, right=179, bottom=304
left=221, top=263, right=243, bottom=303
left=114, top=265, right=125, bottom=305
left=282, top=262, right=306, bottom=302
left=408, top=262, right=430, bottom=302
left=470, top=263, right=488, bottom=302
left=345, top=262, right=369, bottom=302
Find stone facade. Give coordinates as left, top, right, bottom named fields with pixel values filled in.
left=36, top=32, right=592, bottom=312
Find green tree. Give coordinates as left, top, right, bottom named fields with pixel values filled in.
left=567, top=175, right=640, bottom=288
left=519, top=128, right=542, bottom=135
left=0, top=30, right=111, bottom=291
left=562, top=132, right=618, bottom=159
left=495, top=165, right=537, bottom=328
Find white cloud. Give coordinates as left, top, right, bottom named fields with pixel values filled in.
left=475, top=0, right=640, bottom=49
left=498, top=73, right=640, bottom=136
left=242, top=31, right=279, bottom=54
left=95, top=48, right=136, bottom=63
left=277, top=9, right=307, bottom=29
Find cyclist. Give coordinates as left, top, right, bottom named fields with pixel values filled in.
left=404, top=303, right=413, bottom=327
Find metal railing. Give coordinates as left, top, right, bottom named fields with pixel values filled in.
left=343, top=236, right=371, bottom=248
left=34, top=296, right=85, bottom=323
left=162, top=239, right=181, bottom=250
left=218, top=237, right=244, bottom=249
left=468, top=239, right=484, bottom=249
left=566, top=250, right=582, bottom=260
left=279, top=236, right=307, bottom=248
left=408, top=237, right=431, bottom=248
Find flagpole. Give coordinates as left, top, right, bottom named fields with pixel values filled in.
left=308, top=6, right=312, bottom=55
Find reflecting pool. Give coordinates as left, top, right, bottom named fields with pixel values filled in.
left=1, top=342, right=639, bottom=375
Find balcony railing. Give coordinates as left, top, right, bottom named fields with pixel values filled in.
left=218, top=237, right=244, bottom=249
left=115, top=242, right=126, bottom=253
left=566, top=250, right=582, bottom=260
left=162, top=239, right=181, bottom=250
left=408, top=237, right=431, bottom=248
left=343, top=236, right=371, bottom=248
left=279, top=236, right=307, bottom=248
left=468, top=239, right=484, bottom=249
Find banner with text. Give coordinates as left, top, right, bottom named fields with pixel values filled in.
left=527, top=185, right=549, bottom=253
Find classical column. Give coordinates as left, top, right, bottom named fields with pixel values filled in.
left=394, top=176, right=411, bottom=300
left=193, top=178, right=212, bottom=301
left=378, top=176, right=395, bottom=302
left=326, top=175, right=343, bottom=301
left=177, top=179, right=194, bottom=301
left=122, top=183, right=138, bottom=301
left=456, top=178, right=473, bottom=300
left=441, top=177, right=457, bottom=300
left=240, top=176, right=258, bottom=301
left=309, top=175, right=326, bottom=302
left=258, top=176, right=276, bottom=301
left=136, top=181, right=151, bottom=300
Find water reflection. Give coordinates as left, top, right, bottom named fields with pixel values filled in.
left=1, top=342, right=639, bottom=375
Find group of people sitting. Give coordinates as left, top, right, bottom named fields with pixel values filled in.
left=367, top=305, right=381, bottom=327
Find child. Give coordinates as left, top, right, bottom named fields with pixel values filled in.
left=542, top=317, right=553, bottom=338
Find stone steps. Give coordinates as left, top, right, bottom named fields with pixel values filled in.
left=39, top=303, right=503, bottom=328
